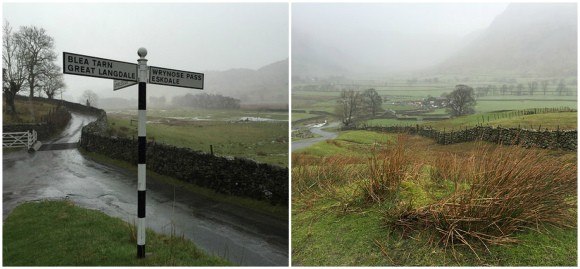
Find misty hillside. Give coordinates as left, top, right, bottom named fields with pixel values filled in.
left=292, top=29, right=469, bottom=77
left=204, top=59, right=288, bottom=104
left=292, top=31, right=351, bottom=78
left=292, top=27, right=468, bottom=79
left=436, top=3, right=577, bottom=76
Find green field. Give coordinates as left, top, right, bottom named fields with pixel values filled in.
left=292, top=130, right=577, bottom=266
left=292, top=82, right=577, bottom=127
left=3, top=200, right=229, bottom=266
left=475, top=100, right=577, bottom=113
left=292, top=112, right=322, bottom=122
left=422, top=111, right=577, bottom=131
left=107, top=109, right=288, bottom=167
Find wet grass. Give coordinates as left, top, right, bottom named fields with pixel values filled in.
left=3, top=98, right=58, bottom=124
left=80, top=149, right=287, bottom=221
left=292, top=130, right=577, bottom=266
left=293, top=131, right=396, bottom=157
left=107, top=114, right=288, bottom=167
left=365, top=111, right=577, bottom=131
left=423, top=111, right=577, bottom=131
left=3, top=200, right=230, bottom=266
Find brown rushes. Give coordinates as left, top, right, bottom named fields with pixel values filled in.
left=292, top=154, right=363, bottom=195
left=394, top=145, right=577, bottom=256
left=362, top=135, right=420, bottom=203
left=429, top=152, right=463, bottom=183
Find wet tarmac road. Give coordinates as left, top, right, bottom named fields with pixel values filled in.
left=291, top=122, right=339, bottom=151
left=3, top=112, right=288, bottom=266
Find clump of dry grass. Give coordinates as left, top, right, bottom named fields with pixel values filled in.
left=361, top=135, right=421, bottom=203
left=394, top=145, right=577, bottom=257
left=292, top=154, right=362, bottom=196
left=429, top=152, right=464, bottom=183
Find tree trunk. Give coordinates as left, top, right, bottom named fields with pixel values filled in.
left=29, top=77, right=34, bottom=98
left=5, top=92, right=16, bottom=114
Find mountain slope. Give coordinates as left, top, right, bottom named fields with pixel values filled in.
left=436, top=3, right=577, bottom=76
left=204, top=59, right=288, bottom=104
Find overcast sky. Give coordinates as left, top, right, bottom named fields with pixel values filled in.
left=3, top=2, right=288, bottom=101
left=293, top=3, right=509, bottom=38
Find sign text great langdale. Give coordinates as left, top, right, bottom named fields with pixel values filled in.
left=63, top=52, right=138, bottom=82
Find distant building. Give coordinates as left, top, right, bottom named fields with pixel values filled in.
left=423, top=96, right=447, bottom=109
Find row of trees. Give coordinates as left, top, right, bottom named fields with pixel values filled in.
left=172, top=93, right=241, bottom=109
left=2, top=21, right=64, bottom=114
left=475, top=80, right=570, bottom=97
left=337, top=85, right=480, bottom=126
left=336, top=88, right=383, bottom=126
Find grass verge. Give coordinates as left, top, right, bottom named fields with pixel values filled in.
left=79, top=148, right=288, bottom=221
left=3, top=200, right=230, bottom=266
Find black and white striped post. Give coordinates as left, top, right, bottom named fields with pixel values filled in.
left=62, top=48, right=203, bottom=260
left=136, top=47, right=148, bottom=259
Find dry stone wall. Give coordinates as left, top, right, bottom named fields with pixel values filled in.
left=352, top=125, right=577, bottom=151
left=80, top=110, right=288, bottom=205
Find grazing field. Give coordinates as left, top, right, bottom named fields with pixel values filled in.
left=292, top=130, right=577, bottom=266
left=106, top=109, right=288, bottom=167
left=292, top=112, right=322, bottom=122
left=365, top=110, right=577, bottom=131
left=422, top=111, right=577, bottom=131
left=3, top=200, right=229, bottom=266
left=475, top=100, right=577, bottom=113
left=292, top=79, right=577, bottom=127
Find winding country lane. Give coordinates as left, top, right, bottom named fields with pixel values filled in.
left=3, top=112, right=288, bottom=266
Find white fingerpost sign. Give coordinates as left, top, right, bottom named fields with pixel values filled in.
left=63, top=52, right=138, bottom=81
left=114, top=80, right=138, bottom=91
left=62, top=49, right=204, bottom=260
left=149, top=66, right=204, bottom=89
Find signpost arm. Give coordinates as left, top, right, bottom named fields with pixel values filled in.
left=136, top=48, right=148, bottom=259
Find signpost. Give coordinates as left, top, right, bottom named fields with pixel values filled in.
left=114, top=80, right=138, bottom=91
left=149, top=66, right=204, bottom=89
left=63, top=52, right=137, bottom=81
left=62, top=49, right=204, bottom=259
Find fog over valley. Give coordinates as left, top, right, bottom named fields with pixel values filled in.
left=293, top=3, right=576, bottom=79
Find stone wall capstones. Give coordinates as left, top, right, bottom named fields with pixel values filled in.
left=350, top=125, right=577, bottom=151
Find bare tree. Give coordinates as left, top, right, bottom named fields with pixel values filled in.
left=508, top=84, right=515, bottom=95
left=516, top=83, right=525, bottom=96
left=446, top=84, right=476, bottom=116
left=14, top=25, right=56, bottom=98
left=2, top=21, right=27, bottom=114
left=556, top=79, right=567, bottom=96
left=39, top=62, right=65, bottom=99
left=361, top=88, right=382, bottom=117
left=336, top=89, right=361, bottom=126
left=500, top=84, right=508, bottom=95
left=80, top=90, right=98, bottom=107
left=527, top=81, right=538, bottom=95
left=541, top=80, right=549, bottom=95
